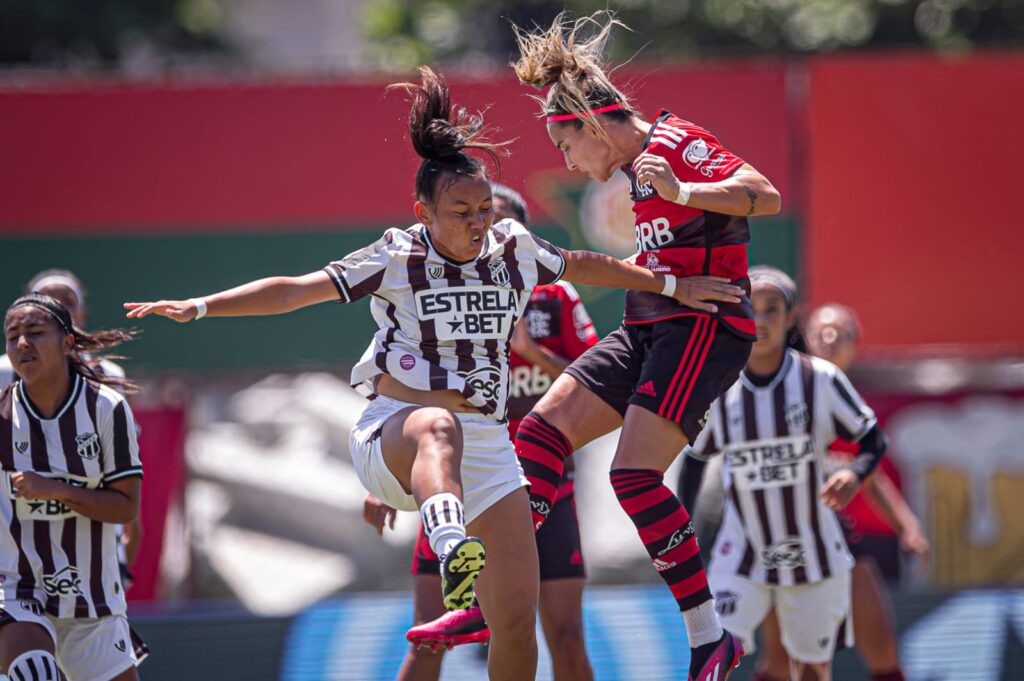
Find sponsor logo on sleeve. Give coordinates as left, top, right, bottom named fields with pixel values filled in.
left=683, top=139, right=731, bottom=178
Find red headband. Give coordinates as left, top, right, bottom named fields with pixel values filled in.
left=546, top=102, right=626, bottom=122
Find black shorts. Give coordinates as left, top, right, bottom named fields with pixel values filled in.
left=411, top=480, right=585, bottom=581
left=564, top=314, right=752, bottom=442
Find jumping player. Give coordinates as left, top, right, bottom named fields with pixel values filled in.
left=679, top=267, right=890, bottom=681
left=2, top=295, right=145, bottom=681
left=0, top=269, right=142, bottom=589
left=124, top=66, right=742, bottom=681
left=749, top=303, right=926, bottom=681
left=505, top=12, right=781, bottom=680
left=365, top=183, right=598, bottom=681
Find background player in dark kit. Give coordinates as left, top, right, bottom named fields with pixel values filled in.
left=509, top=12, right=780, bottom=681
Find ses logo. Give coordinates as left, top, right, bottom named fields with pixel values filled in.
left=415, top=286, right=520, bottom=341
left=42, top=566, right=84, bottom=597
left=459, top=366, right=503, bottom=403
left=762, top=538, right=807, bottom=569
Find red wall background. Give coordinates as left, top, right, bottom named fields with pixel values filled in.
left=804, top=52, right=1024, bottom=355
left=0, top=64, right=791, bottom=233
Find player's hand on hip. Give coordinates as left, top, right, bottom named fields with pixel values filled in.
left=821, top=469, right=861, bottom=510
left=123, top=300, right=198, bottom=323
left=674, top=276, right=743, bottom=313
left=362, top=493, right=397, bottom=537
left=632, top=153, right=684, bottom=201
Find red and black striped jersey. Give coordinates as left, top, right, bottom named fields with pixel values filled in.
left=506, top=281, right=598, bottom=422
left=0, top=374, right=142, bottom=619
left=621, top=110, right=755, bottom=339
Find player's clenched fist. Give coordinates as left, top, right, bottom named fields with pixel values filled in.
left=632, top=152, right=686, bottom=202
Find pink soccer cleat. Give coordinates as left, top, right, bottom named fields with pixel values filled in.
left=687, top=631, right=743, bottom=681
left=406, top=605, right=491, bottom=652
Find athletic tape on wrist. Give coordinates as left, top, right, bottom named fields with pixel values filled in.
left=661, top=274, right=677, bottom=297
left=191, top=298, right=208, bottom=320
left=672, top=179, right=692, bottom=206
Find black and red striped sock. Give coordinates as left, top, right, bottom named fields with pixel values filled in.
left=610, top=468, right=718, bottom=639
left=514, top=411, right=573, bottom=531
left=871, top=671, right=905, bottom=681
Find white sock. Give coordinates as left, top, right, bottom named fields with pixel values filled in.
left=683, top=600, right=724, bottom=648
left=419, top=492, right=466, bottom=565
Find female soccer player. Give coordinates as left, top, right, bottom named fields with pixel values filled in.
left=749, top=303, right=927, bottom=681
left=0, top=269, right=142, bottom=587
left=2, top=294, right=144, bottom=681
left=507, top=12, right=781, bottom=680
left=124, top=66, right=741, bottom=681
left=679, top=267, right=890, bottom=681
left=365, top=183, right=597, bottom=681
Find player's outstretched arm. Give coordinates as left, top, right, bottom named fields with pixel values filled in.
left=560, top=249, right=743, bottom=313
left=124, top=271, right=339, bottom=323
left=633, top=156, right=781, bottom=218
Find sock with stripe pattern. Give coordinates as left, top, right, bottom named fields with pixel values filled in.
left=610, top=468, right=722, bottom=647
left=419, top=492, right=466, bottom=563
left=514, top=411, right=573, bottom=531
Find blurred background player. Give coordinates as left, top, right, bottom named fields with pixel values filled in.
left=124, top=65, right=740, bottom=681
left=1, top=295, right=145, bottom=681
left=509, top=12, right=780, bottom=680
left=364, top=183, right=598, bottom=681
left=0, top=270, right=141, bottom=591
left=679, top=267, right=891, bottom=681
left=749, top=303, right=927, bottom=681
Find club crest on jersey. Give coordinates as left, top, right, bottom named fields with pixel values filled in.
left=488, top=258, right=511, bottom=287
left=75, top=433, right=100, bottom=460
left=428, top=265, right=445, bottom=280
left=15, top=442, right=28, bottom=454
left=785, top=403, right=809, bottom=428
left=683, top=138, right=730, bottom=178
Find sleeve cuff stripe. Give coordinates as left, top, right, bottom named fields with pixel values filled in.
left=104, top=468, right=143, bottom=483
left=324, top=266, right=351, bottom=303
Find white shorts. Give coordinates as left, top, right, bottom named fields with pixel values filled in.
left=349, top=395, right=529, bottom=525
left=0, top=596, right=139, bottom=681
left=711, top=570, right=853, bottom=664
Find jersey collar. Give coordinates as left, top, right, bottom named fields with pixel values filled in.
left=17, top=372, right=83, bottom=421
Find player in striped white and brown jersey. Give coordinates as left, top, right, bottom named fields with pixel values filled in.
left=680, top=268, right=889, bottom=681
left=2, top=294, right=144, bottom=681
left=124, top=66, right=739, bottom=680
left=0, top=268, right=142, bottom=593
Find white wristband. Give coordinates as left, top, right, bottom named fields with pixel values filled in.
left=191, top=298, right=208, bottom=320
left=672, top=179, right=692, bottom=206
left=661, top=274, right=677, bottom=297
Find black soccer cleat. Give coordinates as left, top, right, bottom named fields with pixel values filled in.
left=441, top=537, right=486, bottom=610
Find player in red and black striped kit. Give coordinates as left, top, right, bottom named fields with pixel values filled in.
left=365, top=184, right=599, bottom=681
left=510, top=12, right=781, bottom=681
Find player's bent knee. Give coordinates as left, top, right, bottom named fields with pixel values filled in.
left=8, top=649, right=60, bottom=681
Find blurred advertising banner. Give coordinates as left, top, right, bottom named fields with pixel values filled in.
left=865, top=389, right=1024, bottom=588
left=129, top=407, right=187, bottom=601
